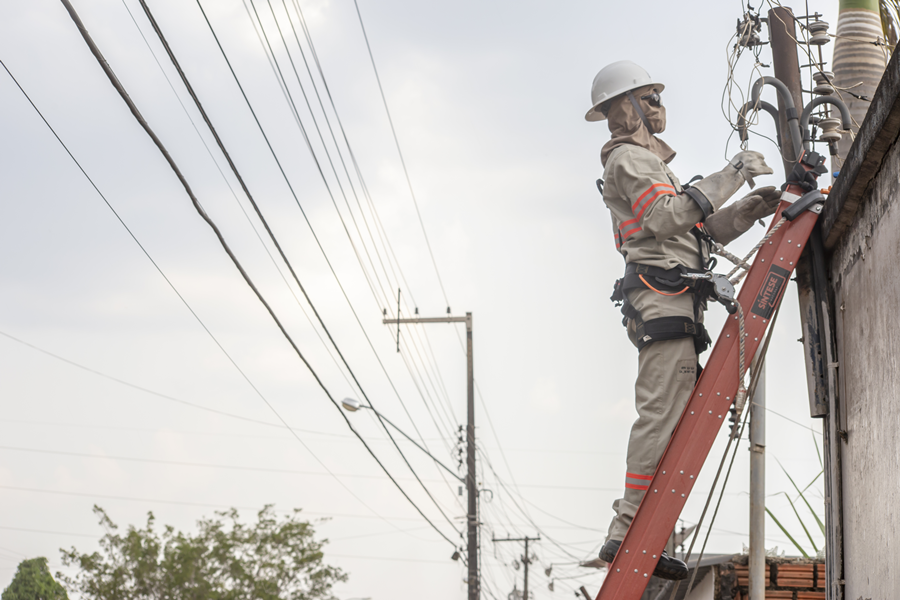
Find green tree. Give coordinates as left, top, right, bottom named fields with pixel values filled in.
left=2, top=557, right=68, bottom=600
left=58, top=506, right=346, bottom=600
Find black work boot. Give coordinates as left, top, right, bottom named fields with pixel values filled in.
left=598, top=539, right=688, bottom=581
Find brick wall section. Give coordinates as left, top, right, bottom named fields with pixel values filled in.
left=731, top=558, right=824, bottom=600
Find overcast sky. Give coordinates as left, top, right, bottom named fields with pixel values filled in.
left=1, top=1, right=841, bottom=598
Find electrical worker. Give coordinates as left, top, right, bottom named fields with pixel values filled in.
left=585, top=60, right=781, bottom=580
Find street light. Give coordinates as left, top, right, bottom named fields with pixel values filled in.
left=341, top=398, right=463, bottom=483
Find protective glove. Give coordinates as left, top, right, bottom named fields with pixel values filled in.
left=688, top=151, right=774, bottom=216
left=703, top=186, right=782, bottom=245
left=729, top=150, right=775, bottom=187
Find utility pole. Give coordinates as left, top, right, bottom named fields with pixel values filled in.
left=759, top=8, right=803, bottom=600
left=383, top=312, right=477, bottom=600
left=768, top=5, right=804, bottom=173
left=492, top=535, right=540, bottom=600
left=749, top=360, right=767, bottom=600
left=768, top=9, right=845, bottom=600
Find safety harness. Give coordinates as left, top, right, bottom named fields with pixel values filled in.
left=601, top=170, right=741, bottom=358
left=609, top=175, right=720, bottom=356
left=609, top=262, right=714, bottom=355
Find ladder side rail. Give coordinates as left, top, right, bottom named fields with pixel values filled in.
left=596, top=202, right=819, bottom=599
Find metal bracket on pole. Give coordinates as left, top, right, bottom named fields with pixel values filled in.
left=492, top=535, right=540, bottom=600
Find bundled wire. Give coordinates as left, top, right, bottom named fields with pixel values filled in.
left=58, top=0, right=461, bottom=548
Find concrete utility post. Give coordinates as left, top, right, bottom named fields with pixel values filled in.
left=768, top=6, right=804, bottom=172
left=492, top=535, right=540, bottom=599
left=759, top=7, right=804, bottom=600
left=749, top=363, right=767, bottom=600
left=383, top=312, right=477, bottom=600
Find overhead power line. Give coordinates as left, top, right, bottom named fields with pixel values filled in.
left=0, top=53, right=415, bottom=541
left=118, top=0, right=359, bottom=394
left=249, top=0, right=464, bottom=468
left=0, top=329, right=281, bottom=429
left=0, top=484, right=434, bottom=525
left=138, top=0, right=460, bottom=535
left=57, top=0, right=458, bottom=548
left=196, top=0, right=460, bottom=461
left=350, top=0, right=451, bottom=306
left=237, top=0, right=461, bottom=454
left=0, top=443, right=449, bottom=483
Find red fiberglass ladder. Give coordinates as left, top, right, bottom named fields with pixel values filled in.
left=594, top=151, right=828, bottom=600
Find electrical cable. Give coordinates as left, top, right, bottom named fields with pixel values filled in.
left=0, top=443, right=446, bottom=482
left=247, top=0, right=391, bottom=313
left=680, top=406, right=750, bottom=599
left=284, top=2, right=462, bottom=432
left=137, top=0, right=461, bottom=529
left=350, top=0, right=451, bottom=307
left=477, top=448, right=587, bottom=563
left=157, top=0, right=461, bottom=533
left=752, top=402, right=822, bottom=434
left=765, top=0, right=869, bottom=125
left=57, top=0, right=458, bottom=547
left=269, top=0, right=400, bottom=316
left=0, top=57, right=443, bottom=543
left=0, top=329, right=282, bottom=429
left=278, top=1, right=460, bottom=433
left=0, top=484, right=440, bottom=525
left=0, top=51, right=384, bottom=506
left=0, top=525, right=98, bottom=539
left=193, top=0, right=462, bottom=463
left=242, top=0, right=462, bottom=458
left=2, top=45, right=423, bottom=542
left=247, top=0, right=467, bottom=520
left=119, top=0, right=359, bottom=394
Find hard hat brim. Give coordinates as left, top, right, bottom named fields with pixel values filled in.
left=584, top=81, right=665, bottom=122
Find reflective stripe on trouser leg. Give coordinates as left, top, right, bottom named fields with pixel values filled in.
left=607, top=288, right=698, bottom=542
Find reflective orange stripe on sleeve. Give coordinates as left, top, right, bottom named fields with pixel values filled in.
left=624, top=472, right=652, bottom=491
left=612, top=184, right=675, bottom=248
left=615, top=183, right=676, bottom=244
left=631, top=183, right=676, bottom=213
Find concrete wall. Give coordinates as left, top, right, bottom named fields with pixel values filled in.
left=824, top=49, right=900, bottom=599
left=829, top=136, right=900, bottom=598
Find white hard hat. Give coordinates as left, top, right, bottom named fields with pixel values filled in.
left=585, top=60, right=665, bottom=122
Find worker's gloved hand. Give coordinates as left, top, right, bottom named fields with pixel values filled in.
left=728, top=150, right=774, bottom=188
left=703, top=186, right=782, bottom=245
left=686, top=151, right=774, bottom=218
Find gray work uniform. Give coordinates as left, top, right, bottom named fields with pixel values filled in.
left=602, top=144, right=708, bottom=542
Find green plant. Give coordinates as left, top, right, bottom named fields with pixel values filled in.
left=59, top=505, right=346, bottom=600
left=1, top=557, right=68, bottom=600
left=764, top=435, right=826, bottom=558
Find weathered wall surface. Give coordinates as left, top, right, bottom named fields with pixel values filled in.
left=829, top=131, right=900, bottom=599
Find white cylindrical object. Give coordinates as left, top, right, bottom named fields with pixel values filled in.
left=749, top=363, right=767, bottom=600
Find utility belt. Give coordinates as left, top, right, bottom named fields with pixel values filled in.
left=610, top=263, right=717, bottom=355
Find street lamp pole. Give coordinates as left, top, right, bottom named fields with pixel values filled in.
left=382, top=313, right=477, bottom=600
left=341, top=398, right=463, bottom=482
